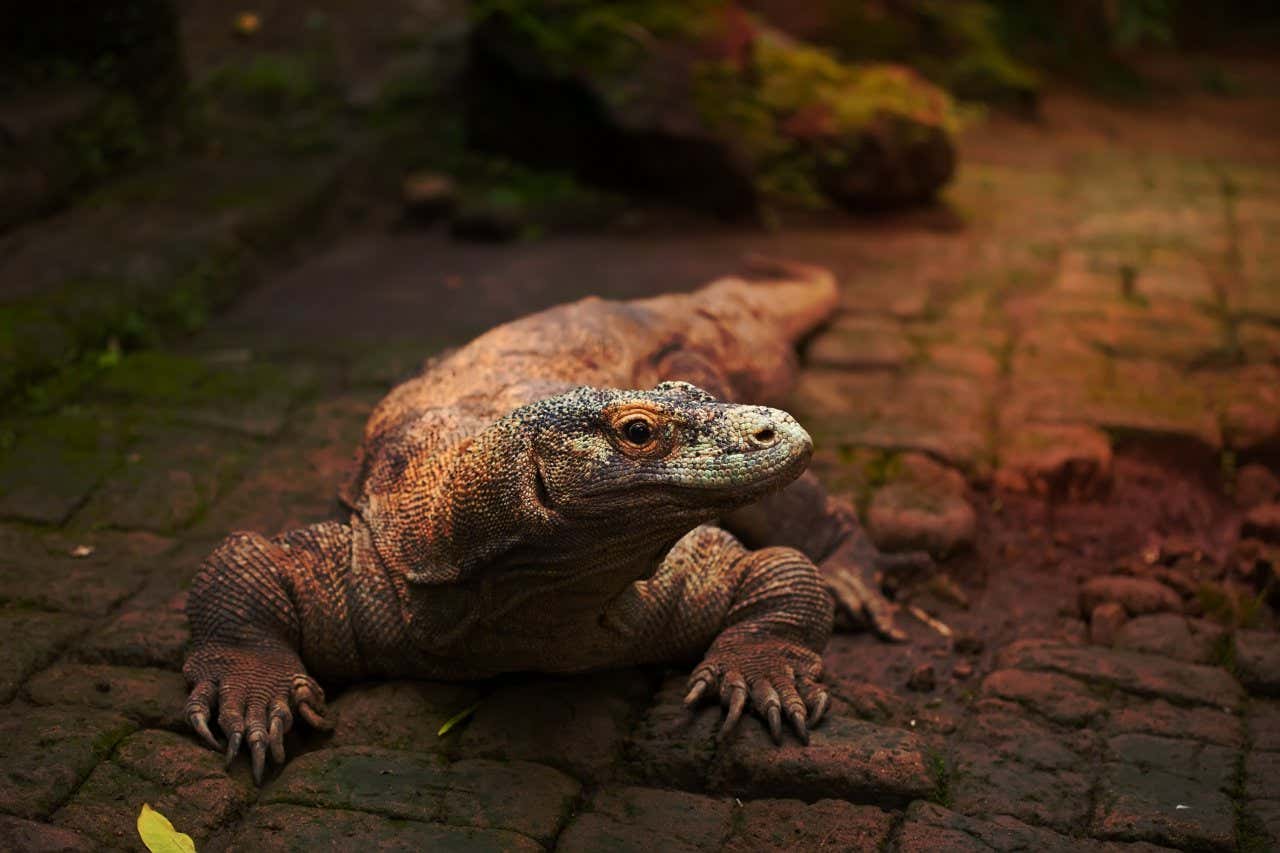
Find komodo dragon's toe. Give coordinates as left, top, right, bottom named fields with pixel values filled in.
left=184, top=644, right=332, bottom=785
left=683, top=636, right=829, bottom=745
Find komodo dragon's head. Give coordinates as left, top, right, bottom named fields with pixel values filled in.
left=521, top=380, right=813, bottom=523
left=392, top=380, right=814, bottom=587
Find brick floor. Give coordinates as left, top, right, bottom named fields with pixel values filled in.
left=3, top=81, right=1280, bottom=852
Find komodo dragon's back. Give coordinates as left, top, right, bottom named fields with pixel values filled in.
left=343, top=258, right=837, bottom=509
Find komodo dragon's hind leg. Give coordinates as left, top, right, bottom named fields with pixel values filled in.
left=719, top=473, right=933, bottom=641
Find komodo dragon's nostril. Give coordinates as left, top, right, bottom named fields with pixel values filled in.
left=751, top=427, right=777, bottom=447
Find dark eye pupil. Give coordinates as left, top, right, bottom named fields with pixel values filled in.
left=625, top=420, right=652, bottom=444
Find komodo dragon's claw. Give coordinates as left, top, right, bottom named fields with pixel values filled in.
left=185, top=680, right=223, bottom=751
left=823, top=549, right=935, bottom=642
left=184, top=646, right=333, bottom=784
left=224, top=732, right=242, bottom=769
left=684, top=639, right=828, bottom=745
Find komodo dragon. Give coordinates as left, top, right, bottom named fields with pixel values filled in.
left=183, top=260, right=929, bottom=783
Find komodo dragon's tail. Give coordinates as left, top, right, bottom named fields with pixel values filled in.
left=700, top=255, right=840, bottom=345
left=634, top=255, right=839, bottom=403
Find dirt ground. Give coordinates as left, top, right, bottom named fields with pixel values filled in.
left=2, top=54, right=1280, bottom=852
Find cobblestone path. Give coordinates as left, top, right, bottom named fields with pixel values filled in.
left=2, top=81, right=1280, bottom=851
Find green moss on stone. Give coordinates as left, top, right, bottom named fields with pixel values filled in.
left=755, top=36, right=958, bottom=133
left=693, top=30, right=958, bottom=205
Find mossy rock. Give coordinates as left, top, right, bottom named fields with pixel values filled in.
left=467, top=1, right=959, bottom=213
left=696, top=31, right=959, bottom=209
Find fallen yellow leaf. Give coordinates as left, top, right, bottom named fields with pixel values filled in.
left=437, top=701, right=480, bottom=736
left=137, top=803, right=196, bottom=853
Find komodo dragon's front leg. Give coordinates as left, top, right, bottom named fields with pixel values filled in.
left=605, top=525, right=833, bottom=742
left=183, top=522, right=357, bottom=782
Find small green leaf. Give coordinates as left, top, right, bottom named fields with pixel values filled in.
left=137, top=803, right=196, bottom=853
left=437, top=701, right=480, bottom=737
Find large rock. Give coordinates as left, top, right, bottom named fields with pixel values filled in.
left=949, top=704, right=1099, bottom=832
left=466, top=3, right=957, bottom=215
left=950, top=744, right=1091, bottom=832
left=75, top=584, right=190, bottom=670
left=792, top=369, right=992, bottom=474
left=0, top=527, right=173, bottom=615
left=1213, top=363, right=1280, bottom=453
left=624, top=675, right=720, bottom=791
left=1235, top=464, right=1280, bottom=510
left=0, top=816, right=95, bottom=853
left=452, top=672, right=648, bottom=781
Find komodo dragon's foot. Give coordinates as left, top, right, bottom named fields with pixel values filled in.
left=683, top=637, right=829, bottom=744
left=183, top=643, right=332, bottom=784
left=823, top=548, right=935, bottom=642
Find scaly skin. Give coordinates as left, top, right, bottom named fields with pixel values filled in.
left=184, top=260, right=925, bottom=782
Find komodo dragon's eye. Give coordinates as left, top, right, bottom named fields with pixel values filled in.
left=621, top=418, right=653, bottom=446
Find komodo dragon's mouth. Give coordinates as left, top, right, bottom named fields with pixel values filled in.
left=575, top=458, right=807, bottom=509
